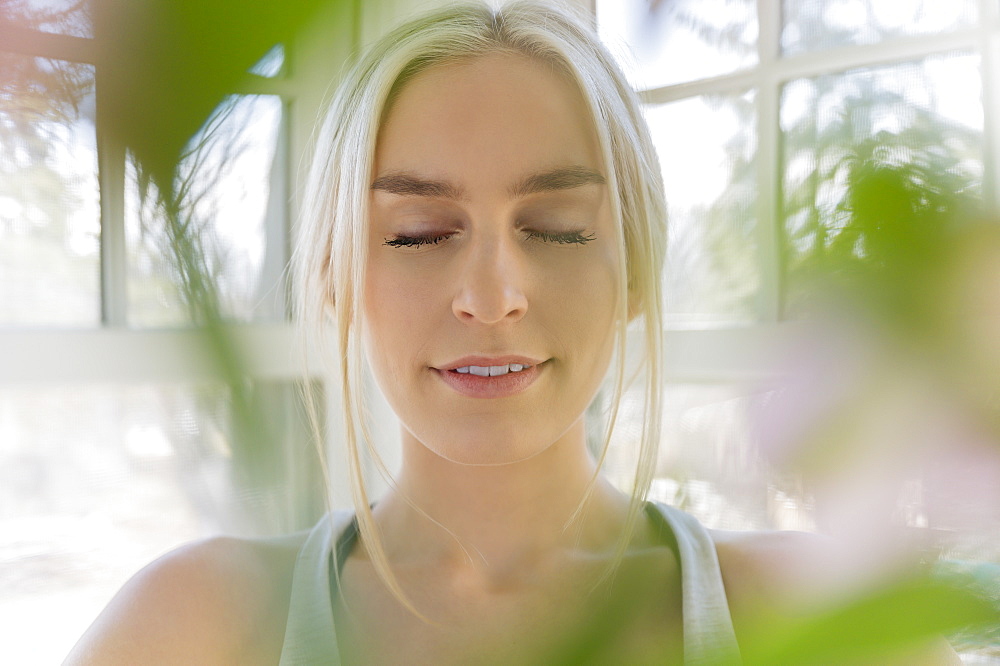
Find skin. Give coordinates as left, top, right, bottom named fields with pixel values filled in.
left=363, top=54, right=620, bottom=469
left=64, top=53, right=963, bottom=665
left=344, top=52, right=679, bottom=662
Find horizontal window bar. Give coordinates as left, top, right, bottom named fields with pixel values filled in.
left=0, top=323, right=323, bottom=384
left=0, top=22, right=95, bottom=63
left=0, top=324, right=801, bottom=385
left=642, top=27, right=982, bottom=104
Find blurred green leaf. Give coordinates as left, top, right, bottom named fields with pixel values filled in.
left=93, top=0, right=341, bottom=183
left=88, top=0, right=349, bottom=530
left=740, top=576, right=998, bottom=665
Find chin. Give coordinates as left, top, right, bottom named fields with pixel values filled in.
left=416, top=423, right=559, bottom=466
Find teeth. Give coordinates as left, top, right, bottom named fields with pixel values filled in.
left=453, top=363, right=531, bottom=376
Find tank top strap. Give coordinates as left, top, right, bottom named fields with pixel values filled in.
left=278, top=510, right=354, bottom=665
left=647, top=501, right=743, bottom=665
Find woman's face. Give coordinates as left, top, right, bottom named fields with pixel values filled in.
left=363, top=53, right=620, bottom=465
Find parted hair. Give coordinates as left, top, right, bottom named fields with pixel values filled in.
left=294, top=0, right=666, bottom=614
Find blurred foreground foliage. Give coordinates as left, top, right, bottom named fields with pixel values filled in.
left=90, top=0, right=338, bottom=183
left=536, top=561, right=998, bottom=664
left=91, top=0, right=349, bottom=530
left=766, top=118, right=1000, bottom=657
left=4, top=0, right=998, bottom=659
left=2, top=0, right=349, bottom=529
left=787, top=130, right=985, bottom=343
left=739, top=575, right=997, bottom=665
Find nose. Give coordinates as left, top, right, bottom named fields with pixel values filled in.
left=451, top=236, right=528, bottom=325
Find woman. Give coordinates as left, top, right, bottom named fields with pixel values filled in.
left=66, top=2, right=962, bottom=664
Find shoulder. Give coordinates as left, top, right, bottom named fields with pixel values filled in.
left=64, top=532, right=306, bottom=666
left=710, top=528, right=834, bottom=607
left=710, top=530, right=837, bottom=631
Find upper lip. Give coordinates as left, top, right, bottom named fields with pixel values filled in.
left=436, top=355, right=545, bottom=371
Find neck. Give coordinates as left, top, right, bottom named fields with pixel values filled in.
left=372, top=420, right=632, bottom=576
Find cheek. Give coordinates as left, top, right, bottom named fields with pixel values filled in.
left=365, top=263, right=410, bottom=328
left=362, top=256, right=443, bottom=375
left=543, top=244, right=621, bottom=332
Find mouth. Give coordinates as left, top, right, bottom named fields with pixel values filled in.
left=451, top=362, right=533, bottom=377
left=433, top=357, right=546, bottom=398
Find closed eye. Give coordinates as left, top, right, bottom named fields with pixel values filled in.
left=383, top=230, right=595, bottom=248
left=526, top=230, right=596, bottom=245
left=383, top=233, right=454, bottom=248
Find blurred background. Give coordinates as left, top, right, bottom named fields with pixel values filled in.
left=1, top=0, right=999, bottom=662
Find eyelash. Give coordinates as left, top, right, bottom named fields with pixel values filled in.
left=529, top=230, right=596, bottom=245
left=383, top=230, right=595, bottom=248
left=383, top=234, right=451, bottom=248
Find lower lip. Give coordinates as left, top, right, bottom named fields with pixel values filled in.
left=433, top=364, right=543, bottom=398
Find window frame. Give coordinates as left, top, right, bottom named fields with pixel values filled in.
left=0, top=2, right=358, bottom=514
left=6, top=0, right=1000, bottom=494
left=4, top=1, right=998, bottom=660
left=627, top=0, right=1000, bottom=328
left=5, top=1, right=996, bottom=479
left=0, top=5, right=350, bottom=379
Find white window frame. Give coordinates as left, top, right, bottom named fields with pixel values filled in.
left=607, top=0, right=1000, bottom=374
left=0, top=6, right=358, bottom=379
left=0, top=2, right=359, bottom=509
left=8, top=0, right=999, bottom=498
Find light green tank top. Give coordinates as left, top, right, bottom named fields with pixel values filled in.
left=277, top=502, right=742, bottom=664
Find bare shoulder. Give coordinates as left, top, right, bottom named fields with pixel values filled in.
left=709, top=527, right=834, bottom=641
left=64, top=532, right=305, bottom=666
left=710, top=528, right=834, bottom=607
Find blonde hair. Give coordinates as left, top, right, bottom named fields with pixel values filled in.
left=294, top=0, right=666, bottom=614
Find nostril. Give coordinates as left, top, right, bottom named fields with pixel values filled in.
left=452, top=286, right=527, bottom=324
left=450, top=243, right=529, bottom=324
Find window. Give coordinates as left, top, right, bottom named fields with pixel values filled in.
left=598, top=0, right=1000, bottom=659
left=0, top=2, right=353, bottom=662
left=5, top=0, right=998, bottom=662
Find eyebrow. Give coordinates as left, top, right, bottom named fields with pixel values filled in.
left=370, top=173, right=465, bottom=200
left=370, top=165, right=605, bottom=201
left=508, top=165, right=606, bottom=198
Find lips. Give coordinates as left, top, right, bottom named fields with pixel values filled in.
left=434, top=356, right=545, bottom=398
left=439, top=355, right=543, bottom=370
left=454, top=363, right=531, bottom=376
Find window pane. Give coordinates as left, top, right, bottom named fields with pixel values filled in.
left=655, top=384, right=784, bottom=531
left=602, top=382, right=792, bottom=531
left=126, top=94, right=285, bottom=327
left=597, top=0, right=758, bottom=89
left=0, top=0, right=93, bottom=39
left=782, top=0, right=978, bottom=56
left=0, top=381, right=323, bottom=664
left=781, top=53, right=983, bottom=312
left=249, top=44, right=285, bottom=78
left=644, top=92, right=759, bottom=326
left=0, top=54, right=99, bottom=327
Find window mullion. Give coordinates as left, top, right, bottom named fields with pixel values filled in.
left=96, top=66, right=129, bottom=327
left=979, top=0, right=1000, bottom=210
left=755, top=0, right=783, bottom=322
left=257, top=99, right=290, bottom=320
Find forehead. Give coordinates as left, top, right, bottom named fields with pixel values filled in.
left=374, top=53, right=603, bottom=188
